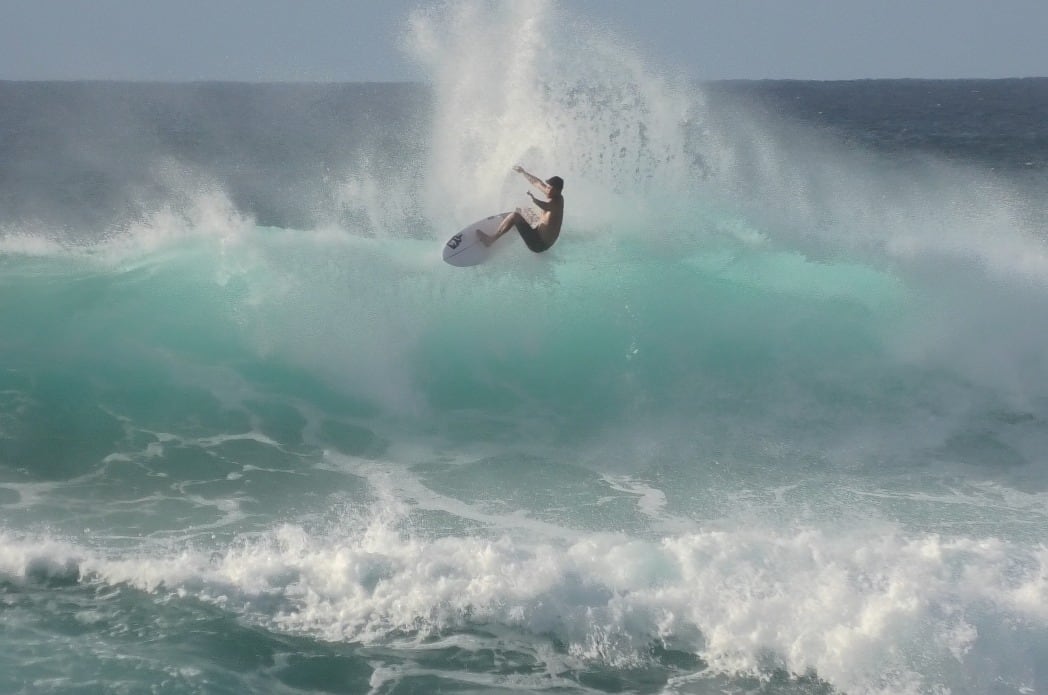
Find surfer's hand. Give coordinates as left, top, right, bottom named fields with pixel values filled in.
left=512, top=165, right=524, bottom=173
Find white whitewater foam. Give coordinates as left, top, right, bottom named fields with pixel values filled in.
left=4, top=496, right=1044, bottom=695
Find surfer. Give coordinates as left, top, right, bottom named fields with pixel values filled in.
left=478, top=165, right=563, bottom=252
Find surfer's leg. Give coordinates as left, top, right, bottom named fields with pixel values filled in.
left=512, top=217, right=548, bottom=253
left=479, top=211, right=522, bottom=247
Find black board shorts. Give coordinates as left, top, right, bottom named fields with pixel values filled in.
left=514, top=217, right=551, bottom=253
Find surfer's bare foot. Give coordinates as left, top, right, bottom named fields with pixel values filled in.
left=477, top=230, right=495, bottom=247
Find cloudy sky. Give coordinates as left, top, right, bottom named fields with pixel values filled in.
left=3, top=0, right=1046, bottom=82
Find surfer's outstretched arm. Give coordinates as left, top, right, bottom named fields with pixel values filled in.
left=514, top=165, right=552, bottom=196
left=528, top=192, right=552, bottom=211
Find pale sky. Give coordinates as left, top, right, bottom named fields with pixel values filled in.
left=2, top=0, right=1046, bottom=82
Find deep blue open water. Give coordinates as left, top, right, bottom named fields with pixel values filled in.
left=2, top=4, right=1048, bottom=694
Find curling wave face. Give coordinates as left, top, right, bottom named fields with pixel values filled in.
left=2, top=2, right=1048, bottom=693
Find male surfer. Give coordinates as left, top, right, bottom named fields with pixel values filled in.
left=478, top=165, right=564, bottom=252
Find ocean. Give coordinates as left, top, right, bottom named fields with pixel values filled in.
left=3, top=5, right=1048, bottom=695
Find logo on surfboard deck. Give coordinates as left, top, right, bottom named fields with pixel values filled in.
left=447, top=233, right=463, bottom=249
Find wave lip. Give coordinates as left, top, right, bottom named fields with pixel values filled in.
left=2, top=5, right=1048, bottom=695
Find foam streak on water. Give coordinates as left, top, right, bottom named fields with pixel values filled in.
left=2, top=2, right=1048, bottom=694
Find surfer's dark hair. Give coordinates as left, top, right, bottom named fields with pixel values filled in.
left=546, top=176, right=564, bottom=192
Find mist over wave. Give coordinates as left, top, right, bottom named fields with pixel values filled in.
left=2, top=2, right=1048, bottom=694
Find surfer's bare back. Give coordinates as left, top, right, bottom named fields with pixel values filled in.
left=479, top=165, right=564, bottom=252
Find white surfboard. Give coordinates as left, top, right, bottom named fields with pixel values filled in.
left=442, top=212, right=509, bottom=267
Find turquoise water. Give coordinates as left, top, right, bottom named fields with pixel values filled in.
left=3, top=214, right=1046, bottom=694
left=3, top=3, right=1048, bottom=693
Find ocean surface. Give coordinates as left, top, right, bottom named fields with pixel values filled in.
left=3, top=6, right=1048, bottom=695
